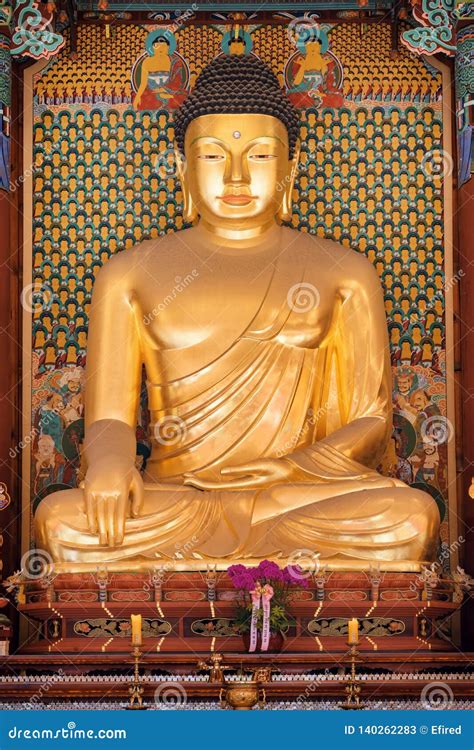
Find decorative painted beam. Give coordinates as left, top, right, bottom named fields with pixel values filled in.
left=401, top=0, right=457, bottom=56
left=0, top=30, right=10, bottom=191
left=454, top=0, right=474, bottom=21
left=455, top=23, right=474, bottom=186
left=11, top=0, right=65, bottom=60
left=76, top=0, right=393, bottom=10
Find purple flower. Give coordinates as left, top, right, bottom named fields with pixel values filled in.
left=282, top=565, right=309, bottom=587
left=228, top=560, right=309, bottom=590
left=228, top=567, right=257, bottom=591
left=256, top=559, right=284, bottom=581
left=227, top=564, right=247, bottom=581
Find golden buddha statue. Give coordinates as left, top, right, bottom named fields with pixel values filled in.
left=35, top=55, right=439, bottom=571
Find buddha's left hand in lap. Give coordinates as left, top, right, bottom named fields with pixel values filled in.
left=184, top=456, right=297, bottom=490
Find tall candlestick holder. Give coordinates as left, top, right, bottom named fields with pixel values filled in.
left=126, top=645, right=147, bottom=710
left=340, top=643, right=365, bottom=710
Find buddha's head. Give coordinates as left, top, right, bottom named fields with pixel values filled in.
left=152, top=37, right=171, bottom=56
left=228, top=35, right=246, bottom=56
left=174, top=55, right=300, bottom=231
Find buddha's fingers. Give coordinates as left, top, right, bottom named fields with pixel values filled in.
left=84, top=486, right=97, bottom=535
left=221, top=464, right=264, bottom=476
left=130, top=468, right=144, bottom=518
left=115, top=491, right=128, bottom=547
left=107, top=496, right=116, bottom=547
left=96, top=497, right=108, bottom=546
left=183, top=472, right=261, bottom=490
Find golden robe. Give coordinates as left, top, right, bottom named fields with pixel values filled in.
left=35, top=229, right=439, bottom=568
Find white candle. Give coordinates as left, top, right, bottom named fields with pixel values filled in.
left=130, top=614, right=142, bottom=646
left=347, top=617, right=359, bottom=645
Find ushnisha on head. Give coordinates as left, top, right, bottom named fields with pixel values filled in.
left=174, top=54, right=300, bottom=158
left=173, top=55, right=301, bottom=228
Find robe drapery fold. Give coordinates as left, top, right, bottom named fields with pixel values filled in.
left=144, top=237, right=393, bottom=483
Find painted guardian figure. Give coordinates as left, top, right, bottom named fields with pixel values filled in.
left=35, top=55, right=439, bottom=569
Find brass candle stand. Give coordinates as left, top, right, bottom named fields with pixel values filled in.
left=341, top=643, right=365, bottom=710
left=126, top=645, right=147, bottom=710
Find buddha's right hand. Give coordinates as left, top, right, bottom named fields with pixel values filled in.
left=83, top=457, right=144, bottom=547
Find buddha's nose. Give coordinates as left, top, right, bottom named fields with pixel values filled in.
left=224, top=152, right=250, bottom=187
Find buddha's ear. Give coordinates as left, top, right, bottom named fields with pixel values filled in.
left=174, top=146, right=198, bottom=223
left=277, top=140, right=300, bottom=223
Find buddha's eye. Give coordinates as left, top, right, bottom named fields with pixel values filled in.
left=249, top=153, right=276, bottom=161
left=198, top=153, right=225, bottom=161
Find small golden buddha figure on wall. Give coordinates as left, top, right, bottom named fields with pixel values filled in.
left=35, top=55, right=439, bottom=570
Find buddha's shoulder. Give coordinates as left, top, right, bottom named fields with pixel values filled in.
left=284, top=228, right=379, bottom=286
left=93, top=238, right=168, bottom=282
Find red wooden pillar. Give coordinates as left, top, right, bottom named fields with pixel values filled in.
left=0, top=36, right=21, bottom=584
left=459, top=169, right=474, bottom=648
left=456, top=21, right=474, bottom=649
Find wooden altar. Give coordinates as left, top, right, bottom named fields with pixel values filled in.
left=0, top=569, right=470, bottom=707
left=14, top=571, right=463, bottom=656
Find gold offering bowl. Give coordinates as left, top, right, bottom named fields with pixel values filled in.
left=220, top=680, right=266, bottom=710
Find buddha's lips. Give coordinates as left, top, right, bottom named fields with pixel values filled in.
left=219, top=194, right=256, bottom=206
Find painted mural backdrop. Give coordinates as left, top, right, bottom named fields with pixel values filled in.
left=29, top=21, right=451, bottom=554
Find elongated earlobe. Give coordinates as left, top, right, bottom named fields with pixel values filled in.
left=277, top=143, right=300, bottom=223
left=175, top=148, right=198, bottom=223
left=182, top=185, right=198, bottom=224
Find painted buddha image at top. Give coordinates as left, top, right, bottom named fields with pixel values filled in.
left=284, top=26, right=344, bottom=109
left=35, top=45, right=440, bottom=570
left=132, top=29, right=189, bottom=111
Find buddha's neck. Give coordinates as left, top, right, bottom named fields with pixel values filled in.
left=197, top=218, right=279, bottom=249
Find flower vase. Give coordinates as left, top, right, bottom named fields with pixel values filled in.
left=242, top=630, right=284, bottom=653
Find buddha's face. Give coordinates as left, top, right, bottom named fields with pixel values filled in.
left=153, top=40, right=169, bottom=55
left=229, top=40, right=245, bottom=55
left=305, top=40, right=322, bottom=55
left=182, top=114, right=295, bottom=228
